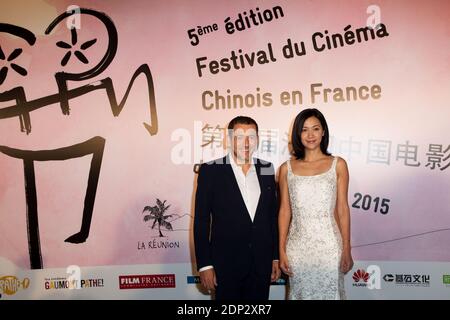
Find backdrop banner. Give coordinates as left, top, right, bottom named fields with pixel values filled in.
left=0, top=0, right=449, bottom=300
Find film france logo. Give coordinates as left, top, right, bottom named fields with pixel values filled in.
left=352, top=265, right=381, bottom=289
left=119, top=274, right=176, bottom=289
left=0, top=276, right=30, bottom=297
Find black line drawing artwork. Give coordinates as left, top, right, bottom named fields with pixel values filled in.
left=0, top=8, right=158, bottom=269
left=352, top=228, right=450, bottom=248
left=142, top=199, right=192, bottom=236
left=56, top=27, right=97, bottom=66
left=143, top=199, right=173, bottom=237
left=0, top=137, right=105, bottom=269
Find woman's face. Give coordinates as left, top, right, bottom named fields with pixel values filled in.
left=300, top=116, right=324, bottom=150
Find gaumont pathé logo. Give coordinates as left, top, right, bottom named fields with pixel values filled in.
left=0, top=275, right=30, bottom=297
left=138, top=198, right=192, bottom=251
left=44, top=265, right=104, bottom=290
left=44, top=277, right=105, bottom=290
left=119, top=274, right=176, bottom=289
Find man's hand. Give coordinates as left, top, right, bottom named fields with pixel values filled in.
left=199, top=268, right=217, bottom=292
left=271, top=260, right=281, bottom=282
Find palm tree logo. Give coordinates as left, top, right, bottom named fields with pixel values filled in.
left=142, top=199, right=173, bottom=237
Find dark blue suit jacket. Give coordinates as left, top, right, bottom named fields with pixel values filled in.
left=194, top=155, right=279, bottom=280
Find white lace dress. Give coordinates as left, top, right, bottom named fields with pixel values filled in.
left=285, top=157, right=346, bottom=300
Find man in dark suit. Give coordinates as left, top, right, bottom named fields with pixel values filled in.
left=194, top=116, right=280, bottom=300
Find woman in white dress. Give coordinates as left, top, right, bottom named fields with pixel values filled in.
left=278, top=108, right=354, bottom=300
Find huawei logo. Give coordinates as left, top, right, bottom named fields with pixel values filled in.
left=352, top=269, right=370, bottom=283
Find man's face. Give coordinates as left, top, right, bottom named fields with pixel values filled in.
left=231, top=123, right=258, bottom=164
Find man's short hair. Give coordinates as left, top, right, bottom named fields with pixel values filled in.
left=227, top=116, right=258, bottom=135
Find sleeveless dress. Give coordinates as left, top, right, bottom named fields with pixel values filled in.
left=285, top=156, right=346, bottom=300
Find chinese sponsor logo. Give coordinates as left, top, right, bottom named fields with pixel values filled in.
left=351, top=266, right=381, bottom=289
left=383, top=274, right=430, bottom=287
left=352, top=269, right=370, bottom=287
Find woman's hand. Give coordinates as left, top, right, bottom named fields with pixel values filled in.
left=340, top=250, right=354, bottom=274
left=279, top=251, right=293, bottom=276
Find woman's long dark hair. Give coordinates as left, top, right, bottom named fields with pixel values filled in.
left=291, top=108, right=331, bottom=160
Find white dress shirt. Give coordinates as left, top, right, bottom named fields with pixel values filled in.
left=229, top=154, right=261, bottom=222
left=198, top=154, right=261, bottom=272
